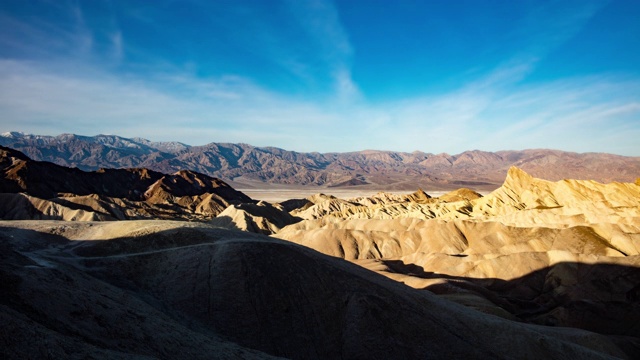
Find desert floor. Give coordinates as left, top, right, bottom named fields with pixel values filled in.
left=239, top=188, right=460, bottom=202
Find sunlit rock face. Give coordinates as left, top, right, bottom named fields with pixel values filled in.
left=274, top=167, right=640, bottom=339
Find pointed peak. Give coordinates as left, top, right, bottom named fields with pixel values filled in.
left=1, top=131, right=25, bottom=138
left=412, top=188, right=432, bottom=199
left=506, top=166, right=533, bottom=180
left=503, top=166, right=534, bottom=189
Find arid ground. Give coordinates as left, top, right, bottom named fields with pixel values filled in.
left=1, top=144, right=639, bottom=359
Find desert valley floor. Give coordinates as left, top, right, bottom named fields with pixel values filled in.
left=239, top=188, right=456, bottom=203
left=1, top=144, right=640, bottom=359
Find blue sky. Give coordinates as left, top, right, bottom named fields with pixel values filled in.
left=1, top=0, right=639, bottom=155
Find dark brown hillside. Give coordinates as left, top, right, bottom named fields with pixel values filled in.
left=0, top=146, right=248, bottom=201
left=0, top=146, right=253, bottom=221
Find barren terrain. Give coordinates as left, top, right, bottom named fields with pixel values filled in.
left=2, top=219, right=638, bottom=359
left=1, top=143, right=639, bottom=359
left=238, top=188, right=453, bottom=203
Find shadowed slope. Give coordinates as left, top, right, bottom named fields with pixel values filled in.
left=210, top=201, right=302, bottom=235
left=1, top=221, right=636, bottom=359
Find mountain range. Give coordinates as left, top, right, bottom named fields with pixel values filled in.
left=3, top=131, right=639, bottom=190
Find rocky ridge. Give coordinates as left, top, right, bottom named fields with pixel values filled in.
left=0, top=145, right=252, bottom=221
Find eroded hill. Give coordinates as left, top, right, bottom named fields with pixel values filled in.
left=273, top=167, right=640, bottom=339
left=0, top=146, right=252, bottom=221
left=1, top=220, right=637, bottom=359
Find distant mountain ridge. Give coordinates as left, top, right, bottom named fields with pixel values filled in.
left=2, top=131, right=639, bottom=190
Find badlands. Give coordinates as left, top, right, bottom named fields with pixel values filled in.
left=1, top=145, right=640, bottom=359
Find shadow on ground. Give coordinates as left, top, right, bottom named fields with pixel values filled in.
left=1, top=224, right=639, bottom=359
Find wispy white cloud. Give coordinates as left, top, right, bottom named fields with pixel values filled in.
left=510, top=0, right=607, bottom=60
left=0, top=11, right=88, bottom=59
left=0, top=59, right=345, bottom=149
left=4, top=57, right=638, bottom=155
left=284, top=0, right=361, bottom=101
left=109, top=30, right=123, bottom=62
